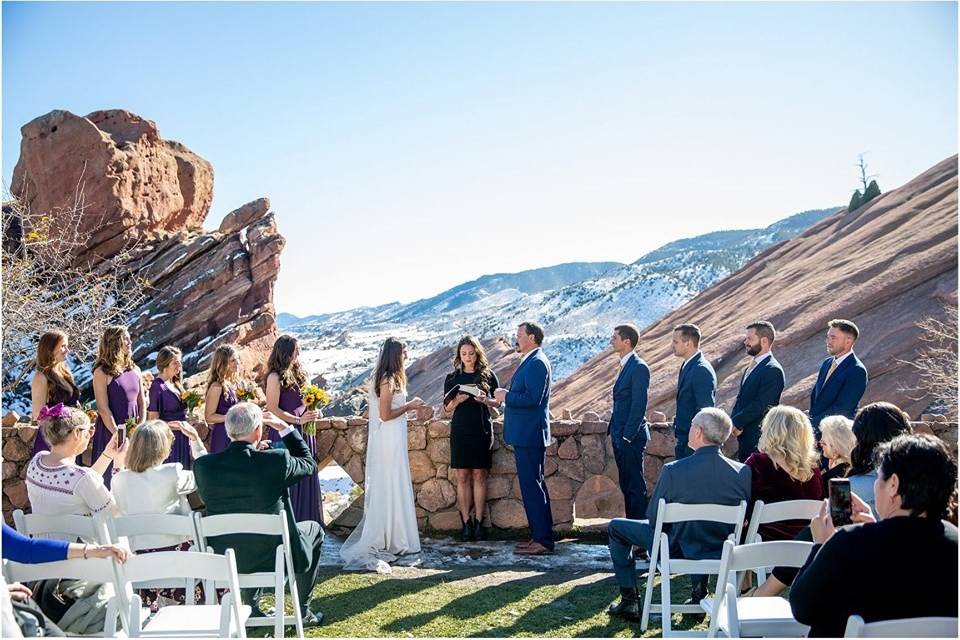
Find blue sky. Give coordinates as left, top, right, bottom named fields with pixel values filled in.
left=4, top=1, right=957, bottom=316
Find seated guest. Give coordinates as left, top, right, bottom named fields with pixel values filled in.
left=819, top=415, right=855, bottom=493
left=847, top=402, right=912, bottom=514
left=746, top=405, right=823, bottom=541
left=25, top=405, right=122, bottom=538
left=112, top=420, right=207, bottom=538
left=606, top=408, right=751, bottom=621
left=193, top=402, right=325, bottom=627
left=790, top=433, right=958, bottom=636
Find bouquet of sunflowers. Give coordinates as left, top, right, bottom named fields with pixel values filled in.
left=235, top=380, right=259, bottom=403
left=300, top=384, right=331, bottom=436
left=81, top=401, right=98, bottom=423
left=180, top=389, right=204, bottom=411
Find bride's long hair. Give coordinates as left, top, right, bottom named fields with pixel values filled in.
left=374, top=337, right=407, bottom=397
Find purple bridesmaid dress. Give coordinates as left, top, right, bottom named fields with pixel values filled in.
left=91, top=369, right=141, bottom=488
left=148, top=378, right=192, bottom=469
left=207, top=384, right=238, bottom=454
left=271, top=385, right=323, bottom=525
left=30, top=378, right=81, bottom=456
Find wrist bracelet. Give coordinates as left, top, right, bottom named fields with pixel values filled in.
left=103, top=454, right=114, bottom=461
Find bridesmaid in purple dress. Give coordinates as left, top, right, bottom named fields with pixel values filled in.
left=92, top=326, right=144, bottom=487
left=29, top=330, right=82, bottom=455
left=204, top=345, right=241, bottom=453
left=265, top=335, right=323, bottom=525
left=147, top=346, right=200, bottom=469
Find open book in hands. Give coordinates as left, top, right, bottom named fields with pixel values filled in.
left=443, top=384, right=484, bottom=406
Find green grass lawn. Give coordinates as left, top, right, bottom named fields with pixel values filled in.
left=259, top=568, right=710, bottom=638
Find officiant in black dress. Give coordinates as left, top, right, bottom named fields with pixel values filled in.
left=443, top=336, right=501, bottom=542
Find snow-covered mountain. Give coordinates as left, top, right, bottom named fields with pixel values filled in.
left=286, top=208, right=839, bottom=396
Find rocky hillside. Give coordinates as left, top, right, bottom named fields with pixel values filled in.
left=289, top=207, right=836, bottom=399
left=3, top=109, right=284, bottom=410
left=552, top=155, right=959, bottom=420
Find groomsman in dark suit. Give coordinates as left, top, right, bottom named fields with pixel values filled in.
left=494, top=321, right=554, bottom=556
left=671, top=324, right=716, bottom=460
left=809, top=319, right=868, bottom=434
left=608, top=324, right=651, bottom=519
left=731, top=321, right=785, bottom=462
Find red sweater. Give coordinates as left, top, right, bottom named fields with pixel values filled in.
left=746, top=451, right=824, bottom=540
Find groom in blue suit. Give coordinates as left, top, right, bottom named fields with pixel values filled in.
left=609, top=324, right=651, bottom=519
left=671, top=324, right=716, bottom=460
left=809, top=319, right=868, bottom=434
left=495, top=321, right=554, bottom=555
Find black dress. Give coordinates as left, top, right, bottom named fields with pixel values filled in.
left=444, top=369, right=499, bottom=470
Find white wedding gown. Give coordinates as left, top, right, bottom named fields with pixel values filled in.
left=339, top=382, right=421, bottom=573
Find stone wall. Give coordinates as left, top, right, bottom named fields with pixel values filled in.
left=4, top=412, right=957, bottom=530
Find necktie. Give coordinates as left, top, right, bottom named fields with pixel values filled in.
left=824, top=358, right=839, bottom=383
left=740, top=363, right=753, bottom=387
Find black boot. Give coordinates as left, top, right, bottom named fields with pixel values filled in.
left=461, top=514, right=474, bottom=542
left=607, top=587, right=640, bottom=621
left=471, top=516, right=486, bottom=541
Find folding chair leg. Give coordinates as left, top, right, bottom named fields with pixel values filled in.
left=274, top=565, right=285, bottom=639
left=660, top=535, right=672, bottom=636
left=640, top=537, right=661, bottom=631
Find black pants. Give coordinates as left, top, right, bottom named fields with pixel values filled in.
left=243, top=520, right=324, bottom=614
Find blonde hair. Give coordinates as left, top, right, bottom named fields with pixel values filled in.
left=94, top=326, right=134, bottom=378
left=125, top=420, right=174, bottom=473
left=820, top=415, right=856, bottom=465
left=39, top=406, right=90, bottom=447
left=758, top=405, right=820, bottom=482
left=206, top=344, right=240, bottom=394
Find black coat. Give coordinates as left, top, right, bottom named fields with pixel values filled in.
left=193, top=429, right=317, bottom=573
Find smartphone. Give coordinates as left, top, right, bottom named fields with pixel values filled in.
left=829, top=477, right=852, bottom=526
left=117, top=426, right=126, bottom=446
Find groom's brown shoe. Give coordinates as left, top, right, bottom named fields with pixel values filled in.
left=514, top=539, right=535, bottom=551
left=515, top=542, right=553, bottom=555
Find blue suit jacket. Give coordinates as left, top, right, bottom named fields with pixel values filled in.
left=503, top=348, right=552, bottom=448
left=646, top=445, right=752, bottom=560
left=730, top=354, right=785, bottom=432
left=609, top=352, right=650, bottom=443
left=674, top=351, right=717, bottom=435
left=809, top=352, right=868, bottom=429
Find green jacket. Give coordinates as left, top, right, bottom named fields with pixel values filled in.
left=193, top=429, right=317, bottom=572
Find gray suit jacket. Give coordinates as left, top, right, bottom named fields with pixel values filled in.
left=646, top=445, right=752, bottom=560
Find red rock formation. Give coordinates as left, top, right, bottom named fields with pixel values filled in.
left=9, top=109, right=282, bottom=382
left=553, top=155, right=959, bottom=420
left=12, top=110, right=213, bottom=259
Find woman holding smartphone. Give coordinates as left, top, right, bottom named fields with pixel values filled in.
left=443, top=336, right=501, bottom=542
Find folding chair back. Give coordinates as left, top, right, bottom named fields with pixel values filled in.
left=3, top=557, right=121, bottom=637
left=114, top=549, right=248, bottom=638
left=705, top=539, right=813, bottom=638
left=744, top=499, right=822, bottom=543
left=13, top=509, right=106, bottom=543
left=107, top=513, right=202, bottom=603
left=193, top=511, right=304, bottom=638
left=844, top=615, right=959, bottom=638
left=640, top=499, right=748, bottom=636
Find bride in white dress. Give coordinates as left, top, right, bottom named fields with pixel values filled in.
left=340, top=337, right=424, bottom=573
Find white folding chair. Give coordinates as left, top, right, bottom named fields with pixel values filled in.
left=113, top=549, right=249, bottom=638
left=193, top=511, right=304, bottom=638
left=3, top=557, right=123, bottom=637
left=640, top=499, right=748, bottom=637
left=13, top=509, right=107, bottom=544
left=743, top=499, right=822, bottom=584
left=702, top=539, right=813, bottom=637
left=844, top=614, right=959, bottom=638
left=106, top=513, right=203, bottom=605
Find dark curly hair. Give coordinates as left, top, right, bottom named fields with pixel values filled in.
left=847, top=402, right=912, bottom=477
left=875, top=433, right=957, bottom=522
